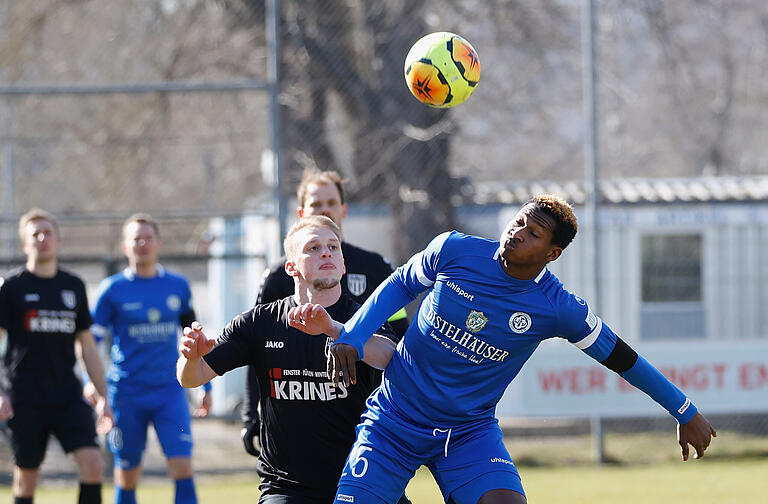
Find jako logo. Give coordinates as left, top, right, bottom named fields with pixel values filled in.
left=266, top=341, right=284, bottom=349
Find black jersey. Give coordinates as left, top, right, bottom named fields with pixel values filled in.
left=204, top=294, right=394, bottom=499
left=0, top=268, right=93, bottom=405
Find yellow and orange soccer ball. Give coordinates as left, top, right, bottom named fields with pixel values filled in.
left=403, top=32, right=481, bottom=109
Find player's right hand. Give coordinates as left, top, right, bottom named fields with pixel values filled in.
left=327, top=343, right=358, bottom=387
left=180, top=321, right=215, bottom=360
left=240, top=420, right=261, bottom=457
left=0, top=394, right=13, bottom=421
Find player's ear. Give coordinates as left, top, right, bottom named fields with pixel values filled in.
left=284, top=260, right=299, bottom=277
left=340, top=203, right=348, bottom=220
left=545, top=245, right=562, bottom=263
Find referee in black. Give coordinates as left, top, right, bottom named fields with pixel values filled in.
left=177, top=216, right=407, bottom=503
left=241, top=169, right=409, bottom=457
left=0, top=209, right=112, bottom=504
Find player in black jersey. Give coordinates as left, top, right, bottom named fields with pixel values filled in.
left=241, top=168, right=408, bottom=457
left=0, top=209, right=112, bottom=504
left=177, top=216, right=405, bottom=503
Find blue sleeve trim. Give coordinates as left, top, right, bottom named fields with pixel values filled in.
left=336, top=272, right=416, bottom=360
left=202, top=381, right=212, bottom=392
left=621, top=355, right=698, bottom=424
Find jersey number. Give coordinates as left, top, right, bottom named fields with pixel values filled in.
left=349, top=445, right=373, bottom=478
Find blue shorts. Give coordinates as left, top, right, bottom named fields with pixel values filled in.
left=107, top=381, right=192, bottom=469
left=334, top=390, right=524, bottom=504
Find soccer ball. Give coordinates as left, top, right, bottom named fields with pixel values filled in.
left=403, top=32, right=481, bottom=108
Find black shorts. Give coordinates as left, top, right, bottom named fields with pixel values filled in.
left=7, top=398, right=99, bottom=469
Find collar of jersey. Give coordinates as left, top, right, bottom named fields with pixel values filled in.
left=493, top=247, right=547, bottom=286
left=122, top=264, right=166, bottom=281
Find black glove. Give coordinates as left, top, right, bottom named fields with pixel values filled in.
left=240, top=420, right=261, bottom=457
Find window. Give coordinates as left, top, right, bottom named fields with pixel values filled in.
left=640, top=234, right=704, bottom=340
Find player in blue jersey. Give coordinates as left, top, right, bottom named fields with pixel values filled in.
left=91, top=214, right=210, bottom=504
left=288, top=195, right=717, bottom=504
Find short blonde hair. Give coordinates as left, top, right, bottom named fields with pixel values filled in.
left=122, top=213, right=160, bottom=237
left=18, top=208, right=59, bottom=239
left=296, top=168, right=345, bottom=207
left=283, top=215, right=341, bottom=260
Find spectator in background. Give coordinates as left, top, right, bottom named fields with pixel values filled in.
left=240, top=168, right=408, bottom=457
left=91, top=214, right=210, bottom=504
left=0, top=208, right=112, bottom=504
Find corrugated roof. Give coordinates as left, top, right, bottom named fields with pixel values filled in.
left=467, top=176, right=768, bottom=205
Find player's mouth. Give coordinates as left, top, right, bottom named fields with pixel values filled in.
left=319, top=262, right=336, bottom=270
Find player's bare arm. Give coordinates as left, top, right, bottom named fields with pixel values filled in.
left=176, top=321, right=217, bottom=388
left=678, top=412, right=717, bottom=461
left=0, top=327, right=13, bottom=421
left=288, top=303, right=396, bottom=373
left=75, top=329, right=114, bottom=433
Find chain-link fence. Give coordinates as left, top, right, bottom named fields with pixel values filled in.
left=2, top=0, right=768, bottom=477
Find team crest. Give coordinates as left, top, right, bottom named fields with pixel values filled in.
left=166, top=295, right=181, bottom=311
left=324, top=337, right=334, bottom=359
left=509, top=312, right=532, bottom=334
left=346, top=274, right=367, bottom=297
left=147, top=308, right=161, bottom=323
left=61, top=290, right=76, bottom=309
left=465, top=310, right=488, bottom=333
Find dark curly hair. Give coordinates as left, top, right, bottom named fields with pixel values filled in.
left=526, top=194, right=578, bottom=249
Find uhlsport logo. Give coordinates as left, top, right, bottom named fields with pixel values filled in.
left=509, top=312, right=531, bottom=334
left=465, top=310, right=488, bottom=333
left=346, top=274, right=367, bottom=297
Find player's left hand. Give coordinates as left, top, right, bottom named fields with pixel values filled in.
left=193, top=390, right=212, bottom=418
left=327, top=343, right=358, bottom=387
left=95, top=397, right=114, bottom=435
left=678, top=412, right=717, bottom=461
left=288, top=304, right=340, bottom=338
left=180, top=321, right=215, bottom=360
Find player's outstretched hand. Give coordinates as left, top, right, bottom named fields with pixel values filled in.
left=288, top=303, right=340, bottom=338
left=180, top=321, right=215, bottom=361
left=327, top=343, right=358, bottom=388
left=0, top=393, right=13, bottom=421
left=82, top=381, right=99, bottom=407
left=678, top=412, right=717, bottom=461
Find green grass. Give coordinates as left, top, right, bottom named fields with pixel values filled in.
left=3, top=431, right=767, bottom=503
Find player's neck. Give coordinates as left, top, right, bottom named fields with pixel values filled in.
left=294, top=283, right=342, bottom=307
left=26, top=257, right=57, bottom=278
left=499, top=257, right=545, bottom=281
left=131, top=261, right=158, bottom=278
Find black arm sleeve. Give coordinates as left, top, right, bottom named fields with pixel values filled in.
left=241, top=364, right=261, bottom=424
left=599, top=336, right=638, bottom=374
left=180, top=309, right=197, bottom=329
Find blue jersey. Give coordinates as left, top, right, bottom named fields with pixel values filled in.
left=92, top=266, right=193, bottom=394
left=338, top=231, right=696, bottom=427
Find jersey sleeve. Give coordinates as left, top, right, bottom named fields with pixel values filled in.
left=336, top=231, right=453, bottom=359
left=74, top=277, right=93, bottom=331
left=557, top=293, right=697, bottom=424
left=203, top=310, right=260, bottom=376
left=0, top=276, right=9, bottom=330
left=90, top=278, right=114, bottom=343
left=180, top=277, right=193, bottom=313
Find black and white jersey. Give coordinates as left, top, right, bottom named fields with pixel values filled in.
left=204, top=294, right=394, bottom=498
left=0, top=268, right=92, bottom=405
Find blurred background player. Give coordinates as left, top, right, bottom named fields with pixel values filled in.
left=240, top=168, right=409, bottom=456
left=318, top=195, right=716, bottom=504
left=177, top=216, right=410, bottom=504
left=90, top=214, right=210, bottom=504
left=0, top=208, right=112, bottom=504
